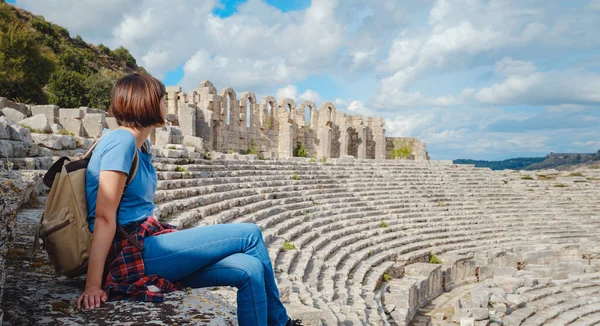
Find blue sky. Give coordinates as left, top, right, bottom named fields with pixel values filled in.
left=9, top=0, right=600, bottom=160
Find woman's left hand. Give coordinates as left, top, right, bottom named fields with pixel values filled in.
left=77, top=286, right=108, bottom=310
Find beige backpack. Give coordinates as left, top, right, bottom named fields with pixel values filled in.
left=34, top=134, right=146, bottom=277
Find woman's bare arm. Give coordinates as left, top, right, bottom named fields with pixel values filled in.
left=77, top=170, right=127, bottom=309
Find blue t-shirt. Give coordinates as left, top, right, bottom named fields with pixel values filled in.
left=86, top=129, right=157, bottom=231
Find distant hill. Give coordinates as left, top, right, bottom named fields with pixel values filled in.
left=524, top=151, right=600, bottom=171
left=455, top=151, right=600, bottom=171
left=0, top=0, right=145, bottom=109
left=453, top=157, right=545, bottom=170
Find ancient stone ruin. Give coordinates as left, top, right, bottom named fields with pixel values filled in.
left=1, top=89, right=599, bottom=325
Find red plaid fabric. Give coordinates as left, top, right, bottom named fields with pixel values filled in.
left=103, top=216, right=184, bottom=302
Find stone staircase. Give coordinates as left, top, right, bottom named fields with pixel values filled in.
left=2, top=153, right=600, bottom=325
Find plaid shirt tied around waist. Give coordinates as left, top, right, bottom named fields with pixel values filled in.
left=103, top=216, right=184, bottom=302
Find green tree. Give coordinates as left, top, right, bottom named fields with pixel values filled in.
left=83, top=71, right=114, bottom=110
left=46, top=67, right=86, bottom=107
left=112, top=46, right=136, bottom=67
left=97, top=43, right=110, bottom=55
left=0, top=19, right=55, bottom=103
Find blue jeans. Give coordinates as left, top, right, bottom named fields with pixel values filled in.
left=142, top=223, right=289, bottom=326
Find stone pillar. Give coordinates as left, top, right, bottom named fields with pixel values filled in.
left=166, top=86, right=181, bottom=116
left=317, top=125, right=332, bottom=158
left=278, top=120, right=294, bottom=158
left=357, top=126, right=367, bottom=159
left=178, top=103, right=197, bottom=137
left=371, top=117, right=386, bottom=160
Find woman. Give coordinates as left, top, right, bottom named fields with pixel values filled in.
left=78, top=73, right=303, bottom=326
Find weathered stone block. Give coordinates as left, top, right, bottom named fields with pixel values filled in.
left=178, top=104, right=197, bottom=136
left=182, top=135, right=204, bottom=151
left=3, top=99, right=31, bottom=116
left=30, top=105, right=59, bottom=123
left=1, top=108, right=27, bottom=123
left=58, top=109, right=85, bottom=136
left=18, top=114, right=52, bottom=134
left=0, top=140, right=39, bottom=157
left=0, top=121, right=11, bottom=140
left=106, top=117, right=119, bottom=130
left=82, top=112, right=106, bottom=138
left=31, top=134, right=76, bottom=150
left=0, top=117, right=33, bottom=143
left=59, top=108, right=84, bottom=120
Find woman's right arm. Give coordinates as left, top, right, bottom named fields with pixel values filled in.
left=77, top=169, right=128, bottom=310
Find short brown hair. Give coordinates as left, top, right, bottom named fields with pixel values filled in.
left=109, top=73, right=166, bottom=128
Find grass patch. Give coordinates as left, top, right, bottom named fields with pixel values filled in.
left=167, top=145, right=176, bottom=150
left=554, top=183, right=567, bottom=188
left=586, top=177, right=600, bottom=181
left=437, top=201, right=446, bottom=207
left=320, top=157, right=327, bottom=163
left=383, top=272, right=392, bottom=282
left=368, top=250, right=373, bottom=256
left=537, top=174, right=556, bottom=180
left=18, top=124, right=50, bottom=134
left=309, top=158, right=316, bottom=163
left=292, top=172, right=301, bottom=180
left=57, top=129, right=74, bottom=136
left=175, top=166, right=188, bottom=172
left=429, top=253, right=442, bottom=264
left=568, top=172, right=584, bottom=177
left=521, top=176, right=534, bottom=180
left=380, top=220, right=389, bottom=228
left=282, top=241, right=296, bottom=251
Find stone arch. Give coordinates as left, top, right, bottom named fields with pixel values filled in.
left=188, top=90, right=199, bottom=105
left=239, top=91, right=256, bottom=129
left=318, top=102, right=337, bottom=126
left=219, top=87, right=237, bottom=125
left=297, top=101, right=317, bottom=130
left=261, top=96, right=277, bottom=130
left=279, top=98, right=296, bottom=121
left=198, top=80, right=217, bottom=94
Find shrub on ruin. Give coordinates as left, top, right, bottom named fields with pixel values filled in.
left=292, top=172, right=301, bottom=180
left=247, top=139, right=259, bottom=155
left=390, top=139, right=413, bottom=159
left=429, top=253, right=442, bottom=264
left=380, top=221, right=388, bottom=228
left=320, top=157, right=327, bottom=163
left=382, top=272, right=392, bottom=282
left=569, top=172, right=584, bottom=177
left=282, top=241, right=296, bottom=251
left=554, top=183, right=567, bottom=188
left=521, top=176, right=534, bottom=180
left=294, top=142, right=307, bottom=157
left=175, top=166, right=187, bottom=173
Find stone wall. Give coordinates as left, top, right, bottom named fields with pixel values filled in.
left=386, top=137, right=429, bottom=160
left=0, top=171, right=37, bottom=322
left=1, top=80, right=427, bottom=160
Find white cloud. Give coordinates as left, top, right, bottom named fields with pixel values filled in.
left=274, top=85, right=323, bottom=104
left=495, top=58, right=537, bottom=77
left=16, top=0, right=600, bottom=159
